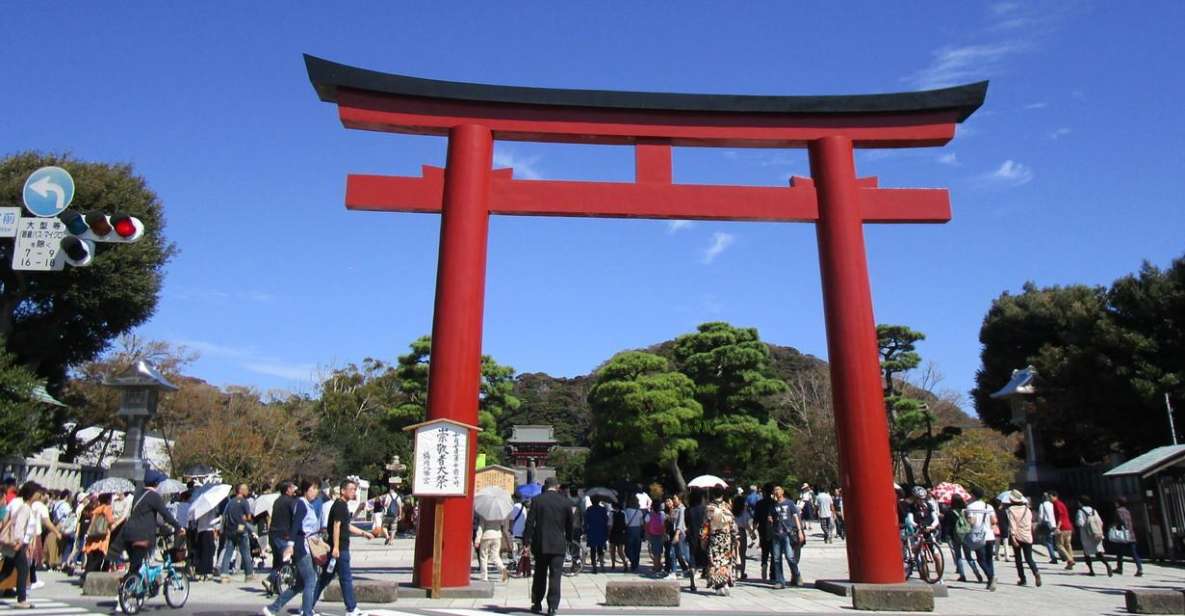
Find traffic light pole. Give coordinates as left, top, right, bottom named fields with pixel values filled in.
left=411, top=124, right=492, bottom=589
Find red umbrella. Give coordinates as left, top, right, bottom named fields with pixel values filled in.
left=930, top=482, right=971, bottom=505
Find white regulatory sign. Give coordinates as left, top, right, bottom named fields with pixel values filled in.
left=12, top=216, right=67, bottom=271
left=0, top=207, right=20, bottom=238
left=410, top=420, right=471, bottom=497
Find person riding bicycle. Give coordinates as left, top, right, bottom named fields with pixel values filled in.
left=904, top=486, right=938, bottom=534
left=118, top=471, right=185, bottom=612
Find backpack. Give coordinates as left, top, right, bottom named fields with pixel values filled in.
left=953, top=510, right=971, bottom=543
left=964, top=508, right=989, bottom=550
left=86, top=512, right=110, bottom=540
left=1085, top=507, right=1104, bottom=541
left=611, top=510, right=626, bottom=534
left=646, top=511, right=665, bottom=536
left=386, top=496, right=400, bottom=517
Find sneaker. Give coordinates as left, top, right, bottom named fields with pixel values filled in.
left=345, top=610, right=367, bottom=616
left=987, top=577, right=997, bottom=591
left=260, top=608, right=276, bottom=616
left=1136, top=570, right=1144, bottom=577
left=29, top=581, right=45, bottom=590
left=13, top=602, right=33, bottom=610
left=1035, top=573, right=1042, bottom=587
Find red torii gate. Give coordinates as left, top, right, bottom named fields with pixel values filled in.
left=305, top=54, right=986, bottom=588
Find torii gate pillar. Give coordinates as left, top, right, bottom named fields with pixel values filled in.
left=412, top=124, right=493, bottom=588
left=810, top=135, right=901, bottom=581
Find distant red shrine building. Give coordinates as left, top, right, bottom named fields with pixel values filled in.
left=504, top=424, right=557, bottom=468
left=304, top=54, right=986, bottom=589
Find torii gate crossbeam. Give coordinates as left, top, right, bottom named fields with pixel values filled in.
left=305, top=54, right=986, bottom=589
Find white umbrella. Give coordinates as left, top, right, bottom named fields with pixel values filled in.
left=688, top=474, right=728, bottom=489
left=253, top=492, right=280, bottom=517
left=87, top=477, right=135, bottom=495
left=157, top=478, right=186, bottom=496
left=473, top=486, right=514, bottom=520
left=188, top=483, right=231, bottom=520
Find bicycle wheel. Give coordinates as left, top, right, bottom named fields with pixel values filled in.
left=919, top=541, right=945, bottom=584
left=118, top=574, right=145, bottom=615
left=165, top=571, right=191, bottom=608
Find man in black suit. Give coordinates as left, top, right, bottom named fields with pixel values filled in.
left=524, top=477, right=573, bottom=615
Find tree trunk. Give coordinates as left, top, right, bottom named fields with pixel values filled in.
left=667, top=457, right=688, bottom=495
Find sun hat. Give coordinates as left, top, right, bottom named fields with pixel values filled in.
left=1009, top=489, right=1026, bottom=503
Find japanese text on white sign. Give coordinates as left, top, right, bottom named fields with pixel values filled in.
left=411, top=422, right=470, bottom=497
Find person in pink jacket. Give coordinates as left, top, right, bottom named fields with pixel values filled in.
left=1005, top=490, right=1042, bottom=587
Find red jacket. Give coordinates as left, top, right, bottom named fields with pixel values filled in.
left=1053, top=499, right=1072, bottom=531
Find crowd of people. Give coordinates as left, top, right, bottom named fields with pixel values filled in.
left=0, top=470, right=1155, bottom=615
left=898, top=484, right=1145, bottom=591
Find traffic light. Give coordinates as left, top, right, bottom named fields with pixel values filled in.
left=60, top=236, right=94, bottom=267
left=54, top=209, right=145, bottom=268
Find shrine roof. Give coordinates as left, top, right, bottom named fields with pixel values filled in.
left=305, top=55, right=987, bottom=123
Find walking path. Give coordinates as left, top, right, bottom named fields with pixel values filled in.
left=16, top=531, right=1183, bottom=615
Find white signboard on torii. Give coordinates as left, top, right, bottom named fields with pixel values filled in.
left=404, top=418, right=481, bottom=497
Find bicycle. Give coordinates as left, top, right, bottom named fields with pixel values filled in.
left=901, top=526, right=945, bottom=584
left=117, top=538, right=190, bottom=614
left=563, top=539, right=586, bottom=577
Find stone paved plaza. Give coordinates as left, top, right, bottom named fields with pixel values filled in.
left=18, top=530, right=1184, bottom=615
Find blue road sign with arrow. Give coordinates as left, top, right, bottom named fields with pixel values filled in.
left=22, top=166, right=75, bottom=218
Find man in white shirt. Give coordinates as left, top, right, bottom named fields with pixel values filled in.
left=965, top=486, right=998, bottom=591
left=1038, top=492, right=1060, bottom=564
left=814, top=487, right=835, bottom=544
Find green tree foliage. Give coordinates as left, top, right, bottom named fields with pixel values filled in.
left=0, top=152, right=175, bottom=386
left=973, top=255, right=1185, bottom=464
left=671, top=322, right=790, bottom=483
left=0, top=341, right=53, bottom=457
left=548, top=448, right=588, bottom=487
left=878, top=324, right=961, bottom=486
left=317, top=358, right=405, bottom=484
left=930, top=429, right=1020, bottom=495
left=390, top=336, right=520, bottom=464
left=586, top=351, right=702, bottom=491
left=504, top=373, right=593, bottom=446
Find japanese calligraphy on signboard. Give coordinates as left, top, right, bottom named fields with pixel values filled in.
left=405, top=419, right=479, bottom=497
left=12, top=216, right=68, bottom=271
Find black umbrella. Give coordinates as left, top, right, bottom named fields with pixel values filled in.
left=184, top=464, right=214, bottom=476
left=585, top=487, right=618, bottom=502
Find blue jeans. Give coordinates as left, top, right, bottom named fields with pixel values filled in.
left=220, top=532, right=254, bottom=577
left=974, top=541, right=996, bottom=579
left=626, top=527, right=643, bottom=570
left=268, top=552, right=317, bottom=616
left=947, top=537, right=980, bottom=579
left=1039, top=523, right=1059, bottom=562
left=315, top=549, right=355, bottom=611
left=1115, top=542, right=1143, bottom=572
left=770, top=535, right=800, bottom=584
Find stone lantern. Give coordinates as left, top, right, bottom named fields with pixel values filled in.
left=105, top=360, right=177, bottom=493
left=990, top=365, right=1045, bottom=491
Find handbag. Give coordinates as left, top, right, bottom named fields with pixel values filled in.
left=1107, top=526, right=1134, bottom=544
left=306, top=536, right=330, bottom=567
left=87, top=512, right=110, bottom=540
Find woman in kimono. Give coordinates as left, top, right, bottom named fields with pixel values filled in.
left=701, top=488, right=738, bottom=595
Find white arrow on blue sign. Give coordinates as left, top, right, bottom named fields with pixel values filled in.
left=22, top=166, right=75, bottom=218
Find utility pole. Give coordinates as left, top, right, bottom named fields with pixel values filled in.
left=1167, top=393, right=1179, bottom=446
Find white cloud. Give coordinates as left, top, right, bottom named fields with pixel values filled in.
left=991, top=1, right=1020, bottom=15
left=1049, top=127, right=1071, bottom=140
left=701, top=232, right=735, bottom=264
left=492, top=147, right=543, bottom=180
left=980, top=160, right=1034, bottom=187
left=903, top=42, right=1026, bottom=90
left=173, top=339, right=253, bottom=359
left=667, top=220, right=694, bottom=234
left=937, top=152, right=960, bottom=166
left=1024, top=102, right=1048, bottom=110
left=243, top=361, right=317, bottom=382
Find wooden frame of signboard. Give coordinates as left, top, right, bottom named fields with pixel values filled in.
left=403, top=418, right=482, bottom=598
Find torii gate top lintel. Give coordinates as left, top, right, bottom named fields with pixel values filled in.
left=304, top=54, right=986, bottom=148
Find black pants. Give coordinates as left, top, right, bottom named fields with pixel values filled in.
left=1083, top=549, right=1112, bottom=575
left=1012, top=543, right=1039, bottom=582
left=0, top=548, right=29, bottom=602
left=197, top=531, right=216, bottom=575
left=127, top=544, right=150, bottom=578
left=84, top=550, right=106, bottom=575
left=531, top=552, right=564, bottom=611
left=760, top=537, right=772, bottom=578
left=589, top=545, right=605, bottom=571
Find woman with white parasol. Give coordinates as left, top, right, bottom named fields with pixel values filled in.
left=472, top=487, right=513, bottom=583
left=689, top=475, right=737, bottom=595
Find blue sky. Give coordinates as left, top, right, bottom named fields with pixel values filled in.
left=3, top=2, right=1183, bottom=408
